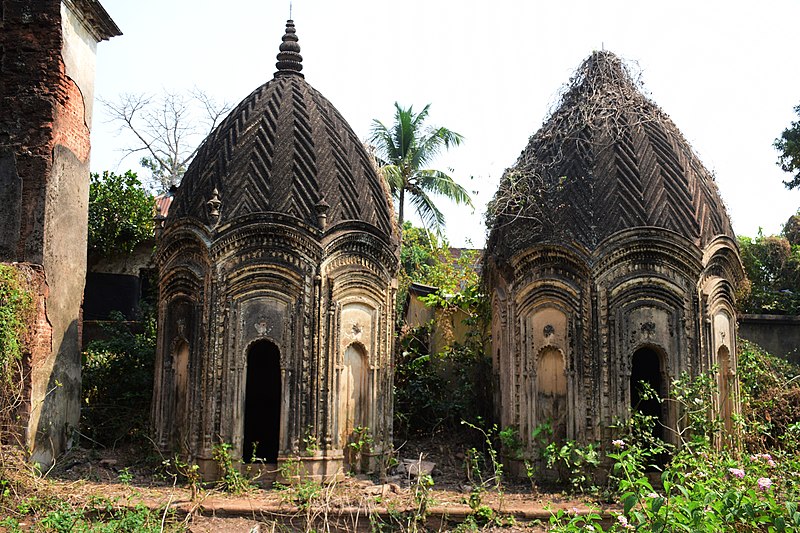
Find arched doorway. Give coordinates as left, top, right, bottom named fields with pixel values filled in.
left=718, top=346, right=733, bottom=433
left=243, top=340, right=281, bottom=463
left=173, top=340, right=189, bottom=448
left=339, top=343, right=368, bottom=452
left=536, top=347, right=567, bottom=442
left=630, top=347, right=665, bottom=440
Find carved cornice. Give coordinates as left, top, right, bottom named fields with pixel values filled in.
left=510, top=243, right=591, bottom=281
left=161, top=267, right=205, bottom=301
left=592, top=228, right=703, bottom=279
left=63, top=0, right=122, bottom=41
left=211, top=219, right=323, bottom=265
left=221, top=263, right=306, bottom=298
left=157, top=223, right=212, bottom=267
left=324, top=229, right=398, bottom=275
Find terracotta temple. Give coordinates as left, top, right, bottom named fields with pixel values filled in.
left=484, top=51, right=744, bottom=453
left=151, top=21, right=399, bottom=480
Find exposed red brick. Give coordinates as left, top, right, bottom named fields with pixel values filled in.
left=0, top=0, right=64, bottom=263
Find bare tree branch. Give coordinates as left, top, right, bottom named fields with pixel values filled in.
left=99, top=89, right=232, bottom=192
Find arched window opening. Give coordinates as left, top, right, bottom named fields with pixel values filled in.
left=536, top=348, right=567, bottom=442
left=244, top=340, right=281, bottom=463
left=630, top=347, right=666, bottom=441
left=718, top=346, right=733, bottom=433
left=173, top=340, right=190, bottom=447
left=339, top=343, right=369, bottom=456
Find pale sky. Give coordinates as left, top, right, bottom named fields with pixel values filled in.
left=91, top=0, right=800, bottom=247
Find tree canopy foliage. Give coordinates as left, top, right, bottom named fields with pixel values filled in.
left=397, top=222, right=482, bottom=311
left=738, top=215, right=800, bottom=315
left=88, top=171, right=155, bottom=257
left=370, top=103, right=472, bottom=233
left=776, top=104, right=800, bottom=190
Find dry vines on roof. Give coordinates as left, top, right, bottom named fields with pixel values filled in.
left=486, top=50, right=730, bottom=257
left=487, top=52, right=651, bottom=229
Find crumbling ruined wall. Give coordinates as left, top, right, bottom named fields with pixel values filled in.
left=0, top=0, right=119, bottom=465
left=0, top=263, right=48, bottom=445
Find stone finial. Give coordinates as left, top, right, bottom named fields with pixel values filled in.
left=207, top=188, right=222, bottom=226
left=275, top=20, right=304, bottom=77
left=315, top=198, right=330, bottom=230
left=154, top=204, right=166, bottom=239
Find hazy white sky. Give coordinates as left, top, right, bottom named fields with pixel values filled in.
left=91, top=0, right=800, bottom=247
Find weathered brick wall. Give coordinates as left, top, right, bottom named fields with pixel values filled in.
left=0, top=0, right=102, bottom=466
left=0, top=0, right=63, bottom=263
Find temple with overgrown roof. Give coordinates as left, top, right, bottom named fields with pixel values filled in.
left=484, top=51, right=744, bottom=456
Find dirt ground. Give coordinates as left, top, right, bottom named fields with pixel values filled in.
left=33, top=433, right=615, bottom=532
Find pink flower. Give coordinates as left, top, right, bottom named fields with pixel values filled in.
left=617, top=515, right=634, bottom=530
left=612, top=439, right=626, bottom=448
left=757, top=477, right=772, bottom=491
left=767, top=459, right=776, bottom=468
left=728, top=467, right=745, bottom=479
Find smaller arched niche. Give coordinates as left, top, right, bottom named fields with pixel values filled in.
left=536, top=347, right=567, bottom=441
left=171, top=339, right=190, bottom=448
left=243, top=339, right=281, bottom=463
left=630, top=346, right=666, bottom=441
left=717, top=345, right=733, bottom=433
left=339, top=343, right=369, bottom=455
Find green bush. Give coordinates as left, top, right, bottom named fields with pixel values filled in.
left=0, top=496, right=180, bottom=532
left=394, top=223, right=491, bottom=435
left=551, top=345, right=800, bottom=532
left=88, top=170, right=155, bottom=258
left=739, top=340, right=800, bottom=451
left=81, top=308, right=156, bottom=446
left=737, top=232, right=800, bottom=315
left=0, top=265, right=34, bottom=390
left=394, top=333, right=491, bottom=436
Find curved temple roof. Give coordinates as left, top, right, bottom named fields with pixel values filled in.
left=487, top=51, right=734, bottom=259
left=169, top=21, right=394, bottom=238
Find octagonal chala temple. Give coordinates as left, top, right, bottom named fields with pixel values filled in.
left=152, top=21, right=398, bottom=480
left=484, top=51, right=744, bottom=451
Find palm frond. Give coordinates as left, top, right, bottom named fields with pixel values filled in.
left=369, top=119, right=401, bottom=163
left=393, top=103, right=418, bottom=162
left=414, top=170, right=474, bottom=208
left=412, top=127, right=464, bottom=170
left=408, top=186, right=445, bottom=232
left=380, top=165, right=405, bottom=199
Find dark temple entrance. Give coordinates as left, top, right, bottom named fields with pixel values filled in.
left=630, top=347, right=665, bottom=441
left=244, top=340, right=281, bottom=463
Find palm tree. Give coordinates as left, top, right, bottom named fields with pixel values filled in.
left=370, top=103, right=472, bottom=233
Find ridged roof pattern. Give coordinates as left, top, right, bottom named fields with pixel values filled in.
left=487, top=51, right=734, bottom=258
left=169, top=21, right=394, bottom=237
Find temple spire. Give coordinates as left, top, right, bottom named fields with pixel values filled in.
left=275, top=19, right=303, bottom=77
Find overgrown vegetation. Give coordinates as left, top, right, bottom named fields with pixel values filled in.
left=0, top=265, right=35, bottom=524
left=739, top=340, right=800, bottom=451
left=0, top=265, right=34, bottom=436
left=738, top=224, right=800, bottom=314
left=549, top=341, right=800, bottom=532
left=394, top=223, right=491, bottom=437
left=0, top=496, right=181, bottom=532
left=81, top=308, right=157, bottom=446
left=88, top=170, right=155, bottom=258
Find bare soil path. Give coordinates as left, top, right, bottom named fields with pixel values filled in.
left=36, top=436, right=618, bottom=531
